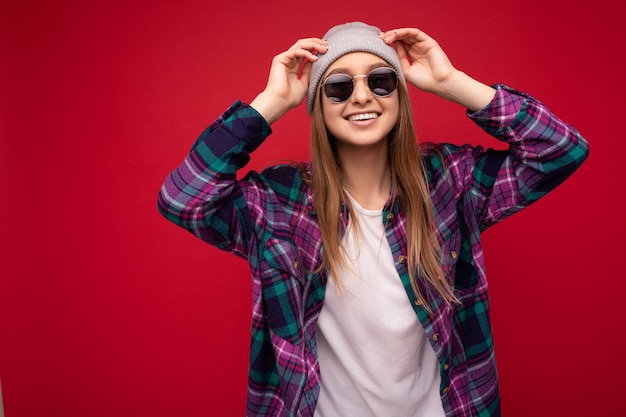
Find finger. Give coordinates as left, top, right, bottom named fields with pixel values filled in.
left=379, top=28, right=407, bottom=44
left=394, top=41, right=412, bottom=68
left=273, top=47, right=317, bottom=72
left=380, top=27, right=425, bottom=45
left=279, top=42, right=328, bottom=68
left=288, top=38, right=328, bottom=53
left=299, top=60, right=312, bottom=83
left=284, top=47, right=323, bottom=65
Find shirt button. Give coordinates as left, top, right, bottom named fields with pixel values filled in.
left=432, top=333, right=440, bottom=342
left=397, top=255, right=407, bottom=264
left=386, top=213, right=394, bottom=221
left=294, top=260, right=300, bottom=270
left=443, top=363, right=449, bottom=371
left=442, top=387, right=449, bottom=395
left=414, top=298, right=422, bottom=306
left=450, top=250, right=457, bottom=260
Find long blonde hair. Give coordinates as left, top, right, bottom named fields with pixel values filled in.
left=309, top=81, right=458, bottom=311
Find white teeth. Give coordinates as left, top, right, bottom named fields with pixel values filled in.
left=347, top=112, right=378, bottom=121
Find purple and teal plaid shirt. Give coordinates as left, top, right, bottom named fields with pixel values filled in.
left=158, top=85, right=588, bottom=416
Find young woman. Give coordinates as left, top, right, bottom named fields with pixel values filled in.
left=158, top=22, right=589, bottom=417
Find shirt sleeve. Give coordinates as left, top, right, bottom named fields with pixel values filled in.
left=445, top=84, right=589, bottom=231
left=157, top=101, right=272, bottom=258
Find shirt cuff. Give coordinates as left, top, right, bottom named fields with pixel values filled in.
left=193, top=101, right=272, bottom=154
left=467, top=84, right=528, bottom=136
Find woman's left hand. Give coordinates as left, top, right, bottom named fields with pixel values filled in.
left=380, top=27, right=496, bottom=111
left=380, top=28, right=458, bottom=94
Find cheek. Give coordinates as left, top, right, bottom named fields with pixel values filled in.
left=389, top=96, right=400, bottom=117
left=386, top=100, right=400, bottom=127
left=321, top=104, right=342, bottom=133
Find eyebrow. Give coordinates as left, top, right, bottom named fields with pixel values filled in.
left=326, top=62, right=390, bottom=77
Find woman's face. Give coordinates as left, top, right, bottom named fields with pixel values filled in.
left=321, top=52, right=400, bottom=151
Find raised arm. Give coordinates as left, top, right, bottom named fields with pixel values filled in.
left=381, top=27, right=589, bottom=229
left=157, top=38, right=327, bottom=257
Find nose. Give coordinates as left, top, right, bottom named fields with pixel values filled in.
left=350, top=75, right=372, bottom=104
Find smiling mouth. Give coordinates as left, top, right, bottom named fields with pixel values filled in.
left=346, top=112, right=379, bottom=121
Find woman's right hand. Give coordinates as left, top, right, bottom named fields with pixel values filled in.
left=250, top=38, right=328, bottom=124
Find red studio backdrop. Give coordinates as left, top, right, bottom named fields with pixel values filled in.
left=1, top=0, right=624, bottom=416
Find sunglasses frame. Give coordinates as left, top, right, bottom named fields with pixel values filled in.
left=321, top=67, right=399, bottom=104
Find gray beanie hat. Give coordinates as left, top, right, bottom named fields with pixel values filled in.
left=306, top=22, right=405, bottom=115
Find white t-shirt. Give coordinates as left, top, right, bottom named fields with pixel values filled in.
left=314, top=194, right=445, bottom=417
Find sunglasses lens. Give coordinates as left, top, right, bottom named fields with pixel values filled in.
left=323, top=74, right=353, bottom=103
left=367, top=67, right=397, bottom=97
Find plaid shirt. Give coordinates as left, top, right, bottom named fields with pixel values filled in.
left=158, top=85, right=589, bottom=416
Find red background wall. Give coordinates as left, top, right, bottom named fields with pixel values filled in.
left=1, top=0, right=624, bottom=416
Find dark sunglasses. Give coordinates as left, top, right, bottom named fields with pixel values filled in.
left=322, top=67, right=398, bottom=103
